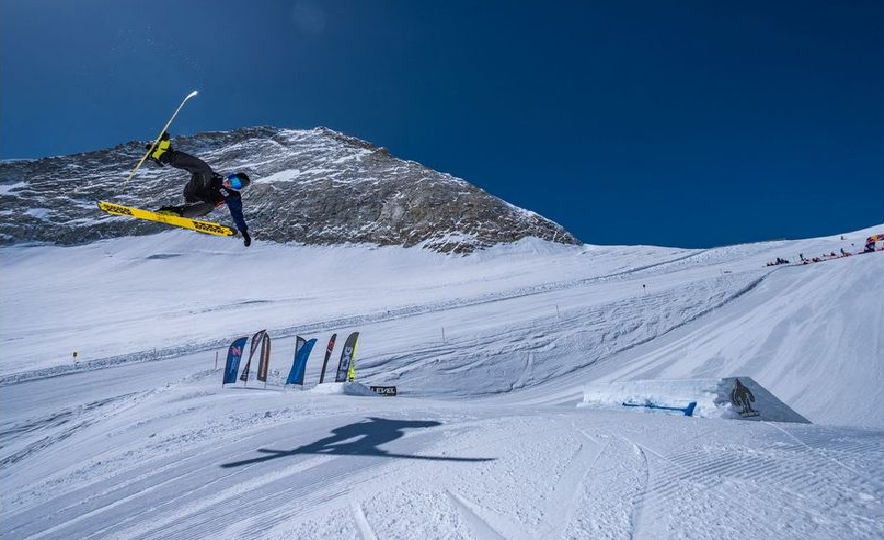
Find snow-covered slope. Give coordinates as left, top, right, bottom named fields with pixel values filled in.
left=1, top=225, right=882, bottom=539
left=2, top=225, right=881, bottom=427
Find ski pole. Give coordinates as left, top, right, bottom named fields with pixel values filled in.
left=124, top=90, right=199, bottom=186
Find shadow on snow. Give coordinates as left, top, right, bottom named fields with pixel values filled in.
left=220, top=417, right=494, bottom=468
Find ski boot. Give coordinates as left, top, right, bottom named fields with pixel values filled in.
left=147, top=131, right=172, bottom=166
left=155, top=205, right=183, bottom=216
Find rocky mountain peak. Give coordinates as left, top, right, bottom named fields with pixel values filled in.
left=1, top=126, right=580, bottom=253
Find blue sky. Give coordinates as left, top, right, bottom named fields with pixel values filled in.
left=2, top=1, right=881, bottom=247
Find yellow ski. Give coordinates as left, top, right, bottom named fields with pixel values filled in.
left=97, top=201, right=235, bottom=237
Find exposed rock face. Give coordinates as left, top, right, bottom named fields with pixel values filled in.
left=0, top=126, right=580, bottom=253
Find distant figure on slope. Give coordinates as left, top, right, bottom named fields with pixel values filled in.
left=730, top=379, right=756, bottom=416
left=148, top=131, right=253, bottom=247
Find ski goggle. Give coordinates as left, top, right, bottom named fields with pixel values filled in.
left=226, top=175, right=243, bottom=190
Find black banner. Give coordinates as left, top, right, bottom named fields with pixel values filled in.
left=319, top=334, right=337, bottom=384
left=240, top=329, right=266, bottom=383
left=334, top=332, right=359, bottom=383
left=256, top=333, right=272, bottom=382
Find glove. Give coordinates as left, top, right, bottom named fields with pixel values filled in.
left=242, top=231, right=252, bottom=247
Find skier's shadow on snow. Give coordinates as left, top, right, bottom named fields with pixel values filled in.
left=220, top=417, right=493, bottom=468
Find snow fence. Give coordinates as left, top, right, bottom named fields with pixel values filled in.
left=579, top=377, right=810, bottom=423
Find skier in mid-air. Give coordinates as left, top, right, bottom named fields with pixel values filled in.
left=147, top=131, right=253, bottom=246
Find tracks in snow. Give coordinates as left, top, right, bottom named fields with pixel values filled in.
left=0, top=392, right=146, bottom=468
left=1, top=249, right=714, bottom=386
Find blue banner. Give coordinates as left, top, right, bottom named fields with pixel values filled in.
left=286, top=337, right=317, bottom=385
left=223, top=337, right=249, bottom=385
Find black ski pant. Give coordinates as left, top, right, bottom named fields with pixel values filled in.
left=162, top=151, right=218, bottom=218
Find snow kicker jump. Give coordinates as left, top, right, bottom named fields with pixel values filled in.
left=580, top=377, right=810, bottom=423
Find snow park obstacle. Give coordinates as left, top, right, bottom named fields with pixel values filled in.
left=307, top=381, right=378, bottom=396
left=579, top=377, right=809, bottom=423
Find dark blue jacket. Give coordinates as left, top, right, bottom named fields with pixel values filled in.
left=165, top=150, right=249, bottom=233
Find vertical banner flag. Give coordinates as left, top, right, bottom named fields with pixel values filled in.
left=286, top=337, right=305, bottom=385
left=335, top=332, right=360, bottom=383
left=240, top=329, right=266, bottom=383
left=348, top=344, right=357, bottom=382
left=222, top=337, right=249, bottom=385
left=318, top=333, right=337, bottom=384
left=257, top=332, right=272, bottom=382
left=286, top=337, right=318, bottom=385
